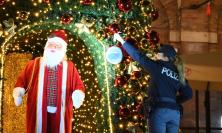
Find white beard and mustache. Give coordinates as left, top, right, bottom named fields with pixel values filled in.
left=43, top=47, right=67, bottom=68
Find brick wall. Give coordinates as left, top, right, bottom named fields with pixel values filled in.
left=152, top=0, right=222, bottom=54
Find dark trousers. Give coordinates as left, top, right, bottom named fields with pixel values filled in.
left=47, top=112, right=58, bottom=133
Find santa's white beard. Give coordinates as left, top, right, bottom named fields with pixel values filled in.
left=43, top=48, right=66, bottom=68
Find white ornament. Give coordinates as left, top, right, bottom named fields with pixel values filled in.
left=106, top=46, right=123, bottom=64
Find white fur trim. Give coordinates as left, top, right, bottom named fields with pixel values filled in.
left=59, top=61, right=67, bottom=133
left=45, top=37, right=67, bottom=48
left=36, top=58, right=45, bottom=133
left=13, top=87, right=25, bottom=98
left=72, top=90, right=85, bottom=109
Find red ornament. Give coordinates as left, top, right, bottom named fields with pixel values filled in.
left=61, top=14, right=73, bottom=24
left=146, top=30, right=160, bottom=44
left=117, top=0, right=133, bottom=13
left=206, top=2, right=211, bottom=16
left=118, top=107, right=131, bottom=119
left=80, top=0, right=94, bottom=5
left=43, top=0, right=50, bottom=4
left=108, top=23, right=120, bottom=34
left=151, top=8, right=159, bottom=21
left=0, top=0, right=6, bottom=6
left=114, top=76, right=127, bottom=88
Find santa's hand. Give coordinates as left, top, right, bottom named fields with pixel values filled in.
left=72, top=90, right=85, bottom=109
left=14, top=96, right=23, bottom=106
left=13, top=87, right=25, bottom=106
left=113, top=33, right=125, bottom=44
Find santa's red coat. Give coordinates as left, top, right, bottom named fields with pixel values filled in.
left=15, top=57, right=85, bottom=133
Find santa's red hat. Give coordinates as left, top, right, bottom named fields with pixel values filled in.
left=45, top=29, right=68, bottom=48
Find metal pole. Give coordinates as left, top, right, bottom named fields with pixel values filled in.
left=205, top=82, right=210, bottom=133
left=195, top=90, right=199, bottom=133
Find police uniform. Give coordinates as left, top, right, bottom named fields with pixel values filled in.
left=122, top=42, right=193, bottom=133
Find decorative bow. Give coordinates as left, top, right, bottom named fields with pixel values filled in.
left=2, top=18, right=17, bottom=36
left=75, top=16, right=94, bottom=33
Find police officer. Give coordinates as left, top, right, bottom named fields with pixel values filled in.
left=113, top=33, right=193, bottom=133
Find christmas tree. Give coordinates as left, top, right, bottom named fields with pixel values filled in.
left=0, top=0, right=160, bottom=132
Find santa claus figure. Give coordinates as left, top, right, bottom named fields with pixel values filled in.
left=12, top=30, right=85, bottom=133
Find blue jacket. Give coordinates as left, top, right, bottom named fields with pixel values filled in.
left=122, top=41, right=193, bottom=109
